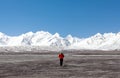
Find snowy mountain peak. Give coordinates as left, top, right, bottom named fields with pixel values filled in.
left=24, top=32, right=34, bottom=35
left=53, top=33, right=60, bottom=38
left=92, top=33, right=103, bottom=38
left=0, top=32, right=7, bottom=37
left=35, top=31, right=51, bottom=35
left=66, top=35, right=73, bottom=39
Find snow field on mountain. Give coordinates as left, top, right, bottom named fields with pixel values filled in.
left=0, top=31, right=120, bottom=51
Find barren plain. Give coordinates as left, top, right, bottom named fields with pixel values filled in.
left=0, top=50, right=120, bottom=78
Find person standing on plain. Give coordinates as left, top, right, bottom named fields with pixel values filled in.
left=58, top=52, right=64, bottom=66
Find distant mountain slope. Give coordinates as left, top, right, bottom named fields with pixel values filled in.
left=0, top=31, right=120, bottom=51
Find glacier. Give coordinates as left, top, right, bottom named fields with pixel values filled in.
left=0, top=31, right=120, bottom=51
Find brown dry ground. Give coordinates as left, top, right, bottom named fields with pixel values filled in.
left=0, top=50, right=120, bottom=78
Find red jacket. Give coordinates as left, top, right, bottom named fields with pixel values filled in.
left=58, top=53, right=64, bottom=59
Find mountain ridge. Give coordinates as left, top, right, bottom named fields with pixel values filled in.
left=0, top=31, right=120, bottom=51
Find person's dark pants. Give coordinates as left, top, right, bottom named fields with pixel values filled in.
left=60, top=59, right=63, bottom=66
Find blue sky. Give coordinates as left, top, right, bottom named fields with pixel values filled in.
left=0, top=0, right=120, bottom=38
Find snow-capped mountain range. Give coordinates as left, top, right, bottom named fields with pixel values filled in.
left=0, top=31, right=120, bottom=51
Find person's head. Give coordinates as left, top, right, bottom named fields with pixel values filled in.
left=60, top=52, right=63, bottom=54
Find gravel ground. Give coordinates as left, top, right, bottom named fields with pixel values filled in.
left=0, top=50, right=120, bottom=78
